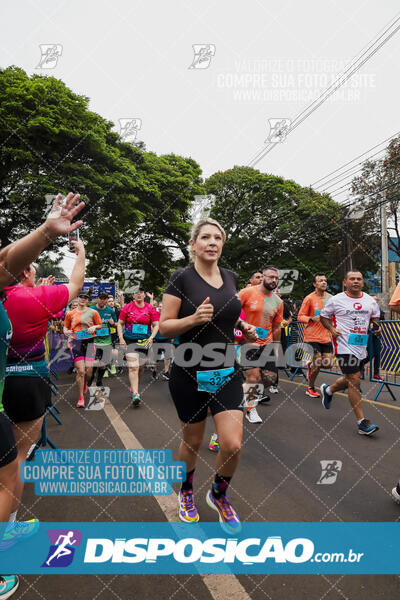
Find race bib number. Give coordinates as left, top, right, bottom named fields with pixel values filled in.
left=96, top=327, right=109, bottom=337
left=348, top=333, right=368, bottom=346
left=256, top=327, right=269, bottom=340
left=132, top=324, right=148, bottom=335
left=76, top=330, right=93, bottom=340
left=196, top=367, right=235, bottom=393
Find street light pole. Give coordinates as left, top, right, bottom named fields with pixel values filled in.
left=381, top=188, right=390, bottom=313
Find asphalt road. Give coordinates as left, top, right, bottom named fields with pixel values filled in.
left=13, top=365, right=400, bottom=600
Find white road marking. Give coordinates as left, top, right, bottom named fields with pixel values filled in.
left=103, top=400, right=251, bottom=600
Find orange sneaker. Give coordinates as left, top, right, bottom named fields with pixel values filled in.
left=306, top=387, right=320, bottom=398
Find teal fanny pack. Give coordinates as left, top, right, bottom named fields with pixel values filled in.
left=6, top=358, right=49, bottom=378
left=196, top=367, right=235, bottom=393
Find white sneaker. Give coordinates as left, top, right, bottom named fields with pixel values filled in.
left=245, top=407, right=262, bottom=423
left=269, top=385, right=278, bottom=394
left=391, top=486, right=400, bottom=504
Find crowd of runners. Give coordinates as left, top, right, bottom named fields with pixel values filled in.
left=1, top=194, right=400, bottom=598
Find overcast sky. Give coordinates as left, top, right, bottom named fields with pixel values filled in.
left=1, top=0, right=399, bottom=274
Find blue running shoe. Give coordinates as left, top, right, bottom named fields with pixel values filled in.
left=358, top=419, right=379, bottom=436
left=0, top=519, right=39, bottom=551
left=130, top=393, right=141, bottom=408
left=320, top=384, right=332, bottom=410
left=178, top=489, right=199, bottom=523
left=206, top=490, right=241, bottom=534
left=0, top=575, right=19, bottom=599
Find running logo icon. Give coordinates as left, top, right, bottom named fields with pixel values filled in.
left=188, top=44, right=216, bottom=69
left=265, top=119, right=291, bottom=143
left=241, top=383, right=264, bottom=407
left=36, top=44, right=63, bottom=69
left=42, top=529, right=82, bottom=567
left=119, top=118, right=142, bottom=142
left=122, top=269, right=145, bottom=293
left=278, top=269, right=299, bottom=294
left=317, top=460, right=342, bottom=485
left=353, top=303, right=362, bottom=310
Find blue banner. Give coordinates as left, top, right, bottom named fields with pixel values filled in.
left=21, top=449, right=184, bottom=496
left=54, top=281, right=116, bottom=299
left=0, top=522, right=398, bottom=574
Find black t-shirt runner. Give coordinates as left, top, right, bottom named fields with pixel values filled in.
left=164, top=265, right=241, bottom=371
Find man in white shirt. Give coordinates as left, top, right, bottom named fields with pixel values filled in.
left=319, top=270, right=380, bottom=436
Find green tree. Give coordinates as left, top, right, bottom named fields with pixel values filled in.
left=90, top=152, right=205, bottom=295
left=0, top=66, right=203, bottom=292
left=205, top=166, right=342, bottom=296
left=0, top=66, right=151, bottom=249
left=350, top=136, right=400, bottom=263
left=35, top=258, right=67, bottom=280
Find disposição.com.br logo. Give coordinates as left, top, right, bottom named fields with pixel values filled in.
left=42, top=529, right=82, bottom=568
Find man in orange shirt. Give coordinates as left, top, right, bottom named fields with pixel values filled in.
left=245, top=271, right=263, bottom=288
left=297, top=273, right=333, bottom=398
left=239, top=266, right=283, bottom=423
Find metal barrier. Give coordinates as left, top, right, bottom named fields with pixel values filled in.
left=27, top=413, right=59, bottom=461
left=286, top=322, right=351, bottom=380
left=286, top=321, right=399, bottom=402
left=26, top=357, right=63, bottom=460
left=367, top=321, right=400, bottom=402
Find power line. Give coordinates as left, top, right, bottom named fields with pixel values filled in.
left=340, top=177, right=400, bottom=214
left=323, top=153, right=387, bottom=197
left=286, top=11, right=400, bottom=134
left=312, top=131, right=400, bottom=189
left=247, top=13, right=400, bottom=168
left=327, top=149, right=400, bottom=201
left=318, top=148, right=387, bottom=193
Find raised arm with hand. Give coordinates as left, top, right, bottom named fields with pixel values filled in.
left=0, top=192, right=84, bottom=290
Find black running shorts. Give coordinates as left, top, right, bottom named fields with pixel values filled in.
left=3, top=376, right=52, bottom=423
left=241, top=345, right=278, bottom=373
left=336, top=353, right=363, bottom=375
left=123, top=338, right=149, bottom=355
left=168, top=364, right=243, bottom=423
left=310, top=341, right=333, bottom=355
left=95, top=344, right=112, bottom=363
left=70, top=339, right=96, bottom=363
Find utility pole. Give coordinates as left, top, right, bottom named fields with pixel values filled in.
left=381, top=188, right=389, bottom=313
left=342, top=212, right=353, bottom=281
